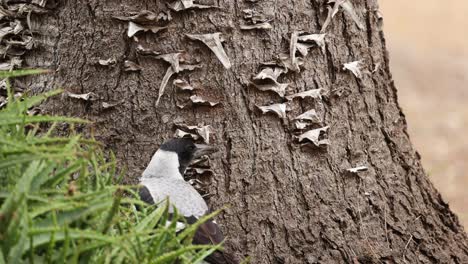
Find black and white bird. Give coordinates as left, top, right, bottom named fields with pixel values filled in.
left=139, top=138, right=237, bottom=264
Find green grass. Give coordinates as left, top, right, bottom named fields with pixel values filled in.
left=0, top=70, right=219, bottom=263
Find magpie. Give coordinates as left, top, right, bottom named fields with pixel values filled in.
left=139, top=138, right=237, bottom=264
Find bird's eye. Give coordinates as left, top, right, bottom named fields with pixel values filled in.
left=188, top=145, right=196, bottom=151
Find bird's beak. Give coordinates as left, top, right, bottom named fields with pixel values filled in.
left=193, top=144, right=218, bottom=158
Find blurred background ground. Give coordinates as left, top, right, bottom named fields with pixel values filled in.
left=380, top=0, right=468, bottom=227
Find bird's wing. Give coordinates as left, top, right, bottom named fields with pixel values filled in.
left=203, top=250, right=238, bottom=264
left=191, top=217, right=224, bottom=245
left=138, top=185, right=155, bottom=204
left=188, top=216, right=238, bottom=264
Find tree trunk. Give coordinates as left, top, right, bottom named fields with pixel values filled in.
left=21, top=0, right=468, bottom=263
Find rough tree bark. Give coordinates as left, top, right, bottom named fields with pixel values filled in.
left=20, top=0, right=468, bottom=263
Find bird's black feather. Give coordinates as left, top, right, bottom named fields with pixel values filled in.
left=138, top=185, right=155, bottom=204
left=193, top=219, right=224, bottom=245
left=169, top=215, right=225, bottom=245
left=167, top=214, right=238, bottom=263
left=159, top=138, right=196, bottom=174
left=192, top=217, right=237, bottom=264
left=204, top=250, right=238, bottom=264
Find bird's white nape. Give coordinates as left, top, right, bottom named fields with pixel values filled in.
left=141, top=149, right=183, bottom=179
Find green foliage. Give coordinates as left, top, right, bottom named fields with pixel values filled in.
left=0, top=70, right=219, bottom=263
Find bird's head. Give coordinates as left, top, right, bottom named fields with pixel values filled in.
left=160, top=138, right=218, bottom=169
left=142, top=138, right=218, bottom=179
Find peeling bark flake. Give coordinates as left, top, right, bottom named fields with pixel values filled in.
left=156, top=52, right=185, bottom=73
left=190, top=95, right=219, bottom=107
left=98, top=58, right=116, bottom=66
left=322, top=0, right=364, bottom=32
left=295, top=120, right=309, bottom=130
left=102, top=101, right=123, bottom=109
left=289, top=31, right=301, bottom=72
left=173, top=79, right=195, bottom=91
left=124, top=60, right=142, bottom=72
left=257, top=103, right=288, bottom=119
left=240, top=22, right=272, bottom=30
left=175, top=123, right=214, bottom=143
left=294, top=109, right=321, bottom=123
left=186, top=33, right=231, bottom=69
left=169, top=0, right=217, bottom=12
left=64, top=92, right=98, bottom=101
left=136, top=44, right=161, bottom=56
left=154, top=52, right=201, bottom=106
left=113, top=10, right=158, bottom=23
left=343, top=60, right=364, bottom=79
left=254, top=67, right=285, bottom=81
left=277, top=53, right=304, bottom=72
left=127, top=22, right=166, bottom=38
left=175, top=129, right=201, bottom=140
left=347, top=166, right=368, bottom=173
left=286, top=88, right=324, bottom=101
left=241, top=9, right=273, bottom=30
left=251, top=66, right=288, bottom=97
left=298, top=126, right=330, bottom=147
left=297, top=33, right=326, bottom=53
left=156, top=67, right=175, bottom=106
left=340, top=0, right=365, bottom=30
